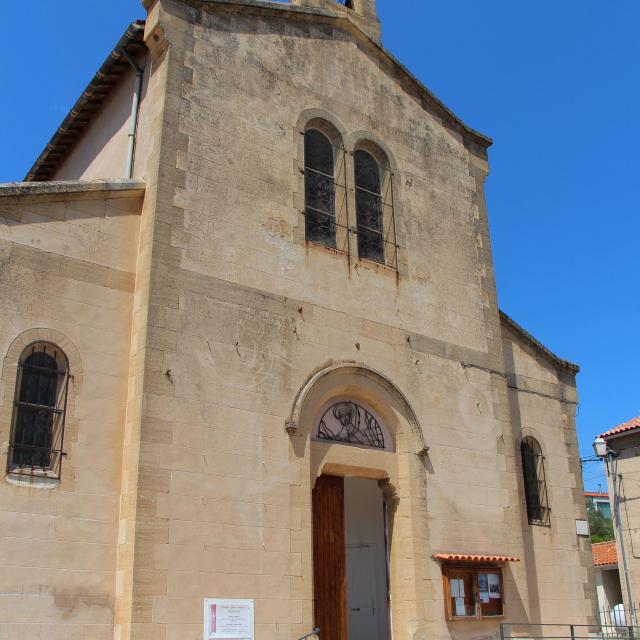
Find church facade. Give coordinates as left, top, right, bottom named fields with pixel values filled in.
left=0, top=1, right=596, bottom=639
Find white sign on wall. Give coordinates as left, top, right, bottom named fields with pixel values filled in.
left=204, top=599, right=254, bottom=640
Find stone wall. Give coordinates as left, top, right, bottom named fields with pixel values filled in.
left=0, top=181, right=143, bottom=640
left=501, top=321, right=596, bottom=627
left=111, top=2, right=596, bottom=639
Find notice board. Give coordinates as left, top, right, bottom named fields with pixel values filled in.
left=204, top=599, right=254, bottom=640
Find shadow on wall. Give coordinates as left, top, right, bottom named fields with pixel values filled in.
left=502, top=338, right=542, bottom=625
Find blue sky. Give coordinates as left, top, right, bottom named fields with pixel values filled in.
left=2, top=1, right=638, bottom=490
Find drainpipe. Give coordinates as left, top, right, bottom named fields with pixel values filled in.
left=120, top=48, right=146, bottom=179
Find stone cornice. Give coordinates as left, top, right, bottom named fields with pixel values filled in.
left=0, top=179, right=146, bottom=203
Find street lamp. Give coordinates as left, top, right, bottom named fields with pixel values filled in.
left=592, top=437, right=608, bottom=459
left=592, top=437, right=635, bottom=626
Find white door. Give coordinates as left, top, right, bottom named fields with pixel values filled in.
left=346, top=543, right=382, bottom=640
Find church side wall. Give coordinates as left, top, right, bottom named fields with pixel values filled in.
left=0, top=187, right=142, bottom=638
left=502, top=323, right=597, bottom=627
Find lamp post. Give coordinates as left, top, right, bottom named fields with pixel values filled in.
left=592, top=437, right=636, bottom=626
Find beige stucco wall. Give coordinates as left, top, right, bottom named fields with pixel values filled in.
left=0, top=183, right=143, bottom=639
left=53, top=53, right=154, bottom=183
left=605, top=430, right=640, bottom=617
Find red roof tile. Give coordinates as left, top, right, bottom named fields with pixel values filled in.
left=592, top=541, right=617, bottom=567
left=433, top=553, right=520, bottom=563
left=600, top=416, right=640, bottom=439
left=585, top=492, right=609, bottom=498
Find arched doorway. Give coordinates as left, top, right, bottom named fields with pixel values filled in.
left=287, top=363, right=426, bottom=640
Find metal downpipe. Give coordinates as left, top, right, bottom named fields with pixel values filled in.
left=121, top=48, right=146, bottom=179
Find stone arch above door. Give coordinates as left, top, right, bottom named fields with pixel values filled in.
left=285, top=362, right=427, bottom=457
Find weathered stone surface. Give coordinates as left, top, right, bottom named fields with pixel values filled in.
left=0, top=2, right=595, bottom=639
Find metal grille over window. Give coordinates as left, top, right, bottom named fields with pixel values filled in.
left=8, top=343, right=69, bottom=479
left=304, top=129, right=349, bottom=253
left=335, top=0, right=354, bottom=7
left=521, top=437, right=550, bottom=525
left=317, top=401, right=385, bottom=449
left=354, top=148, right=398, bottom=268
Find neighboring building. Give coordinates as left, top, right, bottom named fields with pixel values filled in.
left=0, top=1, right=597, bottom=639
left=586, top=491, right=613, bottom=519
left=599, top=416, right=640, bottom=618
left=593, top=541, right=623, bottom=627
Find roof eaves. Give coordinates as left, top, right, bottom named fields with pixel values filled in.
left=600, top=416, right=640, bottom=440
left=25, top=21, right=146, bottom=182
left=500, top=310, right=580, bottom=374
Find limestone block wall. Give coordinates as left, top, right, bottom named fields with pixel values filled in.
left=501, top=322, right=596, bottom=626
left=0, top=182, right=143, bottom=639
left=112, top=3, right=570, bottom=640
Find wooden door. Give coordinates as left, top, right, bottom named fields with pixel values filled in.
left=313, top=475, right=347, bottom=640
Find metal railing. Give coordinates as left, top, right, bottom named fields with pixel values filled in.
left=297, top=629, right=320, bottom=640
left=598, top=607, right=640, bottom=630
left=500, top=622, right=640, bottom=639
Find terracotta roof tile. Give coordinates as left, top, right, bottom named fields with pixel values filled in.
left=600, top=416, right=640, bottom=439
left=433, top=553, right=520, bottom=563
left=585, top=491, right=609, bottom=498
left=592, top=541, right=617, bottom=567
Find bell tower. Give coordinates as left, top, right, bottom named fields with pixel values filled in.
left=296, top=0, right=382, bottom=43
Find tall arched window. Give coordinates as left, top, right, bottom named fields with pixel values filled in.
left=304, top=128, right=337, bottom=248
left=520, top=437, right=549, bottom=525
left=8, top=342, right=69, bottom=477
left=354, top=144, right=397, bottom=267
left=355, top=149, right=384, bottom=263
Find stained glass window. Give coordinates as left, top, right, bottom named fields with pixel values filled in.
left=355, top=149, right=384, bottom=263
left=305, top=129, right=337, bottom=248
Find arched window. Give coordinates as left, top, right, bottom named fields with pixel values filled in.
left=354, top=145, right=397, bottom=267
left=355, top=149, right=384, bottom=263
left=304, top=128, right=337, bottom=248
left=8, top=342, right=69, bottom=477
left=520, top=437, right=549, bottom=525
left=312, top=399, right=395, bottom=453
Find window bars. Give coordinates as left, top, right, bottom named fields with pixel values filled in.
left=521, top=437, right=550, bottom=526
left=317, top=401, right=386, bottom=449
left=354, top=149, right=398, bottom=269
left=304, top=129, right=350, bottom=255
left=335, top=0, right=354, bottom=7
left=303, top=129, right=399, bottom=270
left=7, top=343, right=69, bottom=479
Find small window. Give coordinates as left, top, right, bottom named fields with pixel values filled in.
left=443, top=566, right=504, bottom=620
left=7, top=342, right=70, bottom=479
left=335, top=0, right=354, bottom=7
left=521, top=437, right=550, bottom=525
left=354, top=145, right=397, bottom=268
left=304, top=129, right=337, bottom=249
